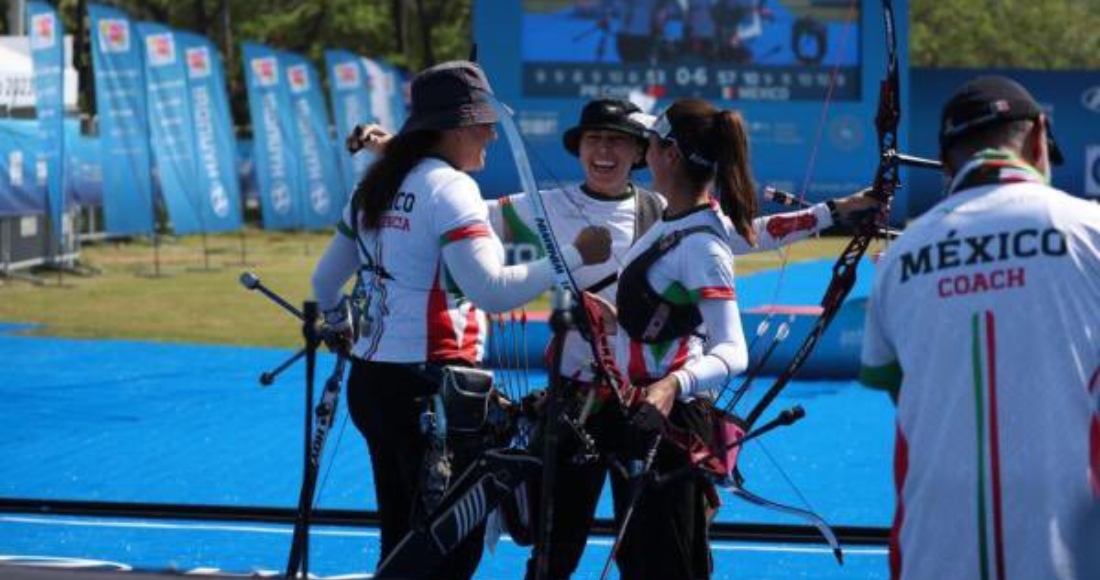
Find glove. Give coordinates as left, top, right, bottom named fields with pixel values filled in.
left=320, top=297, right=354, bottom=355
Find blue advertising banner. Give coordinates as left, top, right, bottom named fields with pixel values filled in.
left=381, top=62, right=407, bottom=128
left=0, top=120, right=41, bottom=217
left=67, top=123, right=102, bottom=206
left=472, top=0, right=912, bottom=222
left=280, top=51, right=344, bottom=228
left=138, top=22, right=202, bottom=235
left=362, top=58, right=399, bottom=132
left=177, top=31, right=242, bottom=233
left=241, top=42, right=301, bottom=230
left=26, top=1, right=66, bottom=245
left=324, top=49, right=375, bottom=194
left=88, top=2, right=154, bottom=235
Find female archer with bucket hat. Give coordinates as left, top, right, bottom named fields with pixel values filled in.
left=310, top=60, right=610, bottom=579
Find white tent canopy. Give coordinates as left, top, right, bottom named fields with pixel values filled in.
left=0, top=35, right=79, bottom=111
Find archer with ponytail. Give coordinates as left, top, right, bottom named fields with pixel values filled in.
left=610, top=98, right=756, bottom=580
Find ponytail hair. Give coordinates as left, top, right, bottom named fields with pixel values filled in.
left=352, top=130, right=442, bottom=229
left=665, top=99, right=758, bottom=246
left=711, top=110, right=757, bottom=246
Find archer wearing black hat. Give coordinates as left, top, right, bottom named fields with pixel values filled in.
left=310, top=60, right=611, bottom=580
left=860, top=75, right=1100, bottom=580
left=493, top=97, right=667, bottom=580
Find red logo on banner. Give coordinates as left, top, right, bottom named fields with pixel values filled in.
left=146, top=34, right=175, bottom=66
left=98, top=19, right=130, bottom=53
left=31, top=13, right=56, bottom=49
left=186, top=47, right=211, bottom=78
left=252, top=57, right=278, bottom=87
left=334, top=62, right=359, bottom=89
left=287, top=65, right=309, bottom=92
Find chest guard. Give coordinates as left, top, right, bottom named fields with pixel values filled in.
left=617, top=225, right=718, bottom=343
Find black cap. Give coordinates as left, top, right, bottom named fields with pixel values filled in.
left=939, top=75, right=1063, bottom=165
left=400, top=60, right=498, bottom=134
left=563, top=99, right=649, bottom=169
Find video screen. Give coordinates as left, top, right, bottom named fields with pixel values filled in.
left=521, top=0, right=861, bottom=101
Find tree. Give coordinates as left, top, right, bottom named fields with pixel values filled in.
left=911, top=0, right=1100, bottom=69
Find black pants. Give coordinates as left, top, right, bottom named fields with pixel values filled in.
left=615, top=400, right=716, bottom=580
left=523, top=389, right=629, bottom=580
left=346, top=359, right=486, bottom=580
left=524, top=391, right=715, bottom=580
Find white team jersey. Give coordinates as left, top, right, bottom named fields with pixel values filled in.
left=344, top=158, right=495, bottom=364
left=490, top=186, right=830, bottom=381
left=861, top=179, right=1100, bottom=580
left=491, top=184, right=640, bottom=381
left=615, top=204, right=740, bottom=388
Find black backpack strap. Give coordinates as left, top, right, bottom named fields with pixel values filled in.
left=633, top=186, right=663, bottom=242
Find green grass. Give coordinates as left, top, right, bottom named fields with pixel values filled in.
left=0, top=229, right=855, bottom=349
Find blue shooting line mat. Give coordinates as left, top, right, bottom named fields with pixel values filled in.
left=0, top=259, right=894, bottom=578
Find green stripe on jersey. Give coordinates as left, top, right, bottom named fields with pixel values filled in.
left=337, top=218, right=354, bottom=239
left=971, top=313, right=991, bottom=580
left=501, top=199, right=546, bottom=257
left=858, top=362, right=902, bottom=394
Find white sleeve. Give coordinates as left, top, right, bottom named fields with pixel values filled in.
left=311, top=230, right=360, bottom=311
left=727, top=203, right=833, bottom=254
left=671, top=298, right=749, bottom=398
left=442, top=235, right=583, bottom=313
left=858, top=263, right=902, bottom=393
left=432, top=172, right=490, bottom=236
left=486, top=197, right=505, bottom=239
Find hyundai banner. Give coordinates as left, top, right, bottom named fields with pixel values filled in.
left=325, top=49, right=374, bottom=195
left=178, top=31, right=242, bottom=232
left=280, top=50, right=343, bottom=228
left=241, top=42, right=301, bottom=230
left=138, top=22, right=201, bottom=234
left=26, top=1, right=66, bottom=246
left=88, top=3, right=154, bottom=235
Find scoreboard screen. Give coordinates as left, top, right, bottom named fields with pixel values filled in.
left=520, top=0, right=862, bottom=101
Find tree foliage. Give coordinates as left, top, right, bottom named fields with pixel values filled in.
left=911, top=0, right=1100, bottom=68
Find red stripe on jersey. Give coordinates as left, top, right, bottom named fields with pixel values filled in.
left=442, top=223, right=491, bottom=244
left=697, top=287, right=737, bottom=300
left=890, top=422, right=909, bottom=580
left=1089, top=367, right=1100, bottom=497
left=984, top=311, right=1007, bottom=580
left=629, top=341, right=648, bottom=382
left=425, top=263, right=456, bottom=361
left=668, top=337, right=691, bottom=371
left=458, top=303, right=482, bottom=363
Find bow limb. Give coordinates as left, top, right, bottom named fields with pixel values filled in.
left=725, top=483, right=843, bottom=564
left=744, top=0, right=901, bottom=428
left=492, top=98, right=582, bottom=299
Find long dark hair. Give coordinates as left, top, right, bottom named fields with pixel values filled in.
left=666, top=99, right=758, bottom=246
left=352, top=130, right=442, bottom=229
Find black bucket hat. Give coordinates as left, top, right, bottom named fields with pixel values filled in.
left=400, top=60, right=498, bottom=134
left=563, top=99, right=650, bottom=169
left=939, top=75, right=1064, bottom=165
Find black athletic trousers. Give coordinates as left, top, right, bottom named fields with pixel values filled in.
left=523, top=391, right=629, bottom=580
left=614, top=399, right=716, bottom=580
left=346, top=359, right=487, bottom=580
left=524, top=394, right=714, bottom=580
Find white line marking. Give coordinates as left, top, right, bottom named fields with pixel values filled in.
left=0, top=515, right=888, bottom=557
